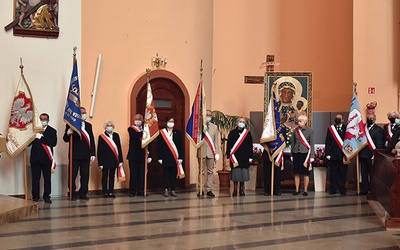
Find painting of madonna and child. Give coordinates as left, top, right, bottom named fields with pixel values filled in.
left=264, top=72, right=312, bottom=134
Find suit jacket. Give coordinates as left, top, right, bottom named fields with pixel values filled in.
left=126, top=125, right=146, bottom=161
left=387, top=126, right=400, bottom=154
left=196, top=122, right=220, bottom=158
left=63, top=122, right=96, bottom=160
left=359, top=124, right=385, bottom=158
left=30, top=125, right=57, bottom=165
left=291, top=126, right=314, bottom=155
left=325, top=124, right=346, bottom=161
left=157, top=128, right=183, bottom=168
left=97, top=131, right=123, bottom=169
left=226, top=128, right=253, bottom=168
left=384, top=123, right=397, bottom=145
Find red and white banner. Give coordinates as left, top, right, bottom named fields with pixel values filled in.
left=142, top=82, right=159, bottom=148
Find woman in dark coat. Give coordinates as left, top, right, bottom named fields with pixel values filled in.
left=226, top=117, right=253, bottom=196
left=97, top=120, right=123, bottom=198
left=157, top=116, right=184, bottom=197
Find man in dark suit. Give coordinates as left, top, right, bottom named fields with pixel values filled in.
left=30, top=113, right=57, bottom=203
left=127, top=114, right=152, bottom=197
left=63, top=107, right=95, bottom=200
left=383, top=111, right=397, bottom=147
left=359, top=114, right=385, bottom=195
left=325, top=113, right=348, bottom=195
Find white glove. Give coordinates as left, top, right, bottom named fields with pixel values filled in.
left=35, top=133, right=42, bottom=139
left=290, top=156, right=293, bottom=161
left=67, top=128, right=73, bottom=135
left=249, top=158, right=253, bottom=163
left=148, top=157, right=152, bottom=163
left=326, top=155, right=331, bottom=160
left=385, top=141, right=388, bottom=147
left=178, top=159, right=183, bottom=164
left=90, top=156, right=96, bottom=162
left=310, top=158, right=314, bottom=163
left=158, top=159, right=162, bottom=164
left=214, top=154, right=220, bottom=161
left=99, top=165, right=103, bottom=170
left=118, top=163, right=123, bottom=167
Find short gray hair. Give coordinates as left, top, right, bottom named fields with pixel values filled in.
left=103, top=119, right=115, bottom=129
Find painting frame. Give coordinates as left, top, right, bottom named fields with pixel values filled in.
left=13, top=0, right=59, bottom=38
left=264, top=71, right=313, bottom=129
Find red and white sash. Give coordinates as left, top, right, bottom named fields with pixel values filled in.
left=295, top=127, right=311, bottom=170
left=41, top=144, right=56, bottom=173
left=386, top=124, right=393, bottom=141
left=229, top=129, right=249, bottom=168
left=365, top=124, right=376, bottom=152
left=328, top=125, right=347, bottom=163
left=100, top=133, right=126, bottom=181
left=81, top=125, right=90, bottom=148
left=160, top=129, right=185, bottom=179
left=204, top=131, right=217, bottom=158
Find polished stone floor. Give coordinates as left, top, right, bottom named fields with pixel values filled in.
left=0, top=186, right=400, bottom=249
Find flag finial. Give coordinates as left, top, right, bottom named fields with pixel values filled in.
left=200, top=60, right=203, bottom=79
left=353, top=82, right=357, bottom=94
left=73, top=46, right=77, bottom=58
left=19, top=57, right=24, bottom=74
left=146, top=68, right=151, bottom=83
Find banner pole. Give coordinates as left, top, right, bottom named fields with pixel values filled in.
left=356, top=154, right=360, bottom=194
left=271, top=161, right=274, bottom=195
left=24, top=149, right=28, bottom=200
left=144, top=146, right=148, bottom=197
left=69, top=135, right=73, bottom=200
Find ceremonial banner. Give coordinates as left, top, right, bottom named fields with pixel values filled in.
left=63, top=57, right=81, bottom=136
left=342, top=93, right=367, bottom=162
left=260, top=85, right=286, bottom=166
left=5, top=72, right=43, bottom=158
left=142, top=82, right=159, bottom=148
left=186, top=80, right=206, bottom=149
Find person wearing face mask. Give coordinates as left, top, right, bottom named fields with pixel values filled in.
left=291, top=115, right=314, bottom=196
left=29, top=113, right=57, bottom=203
left=157, top=116, right=184, bottom=197
left=97, top=120, right=123, bottom=198
left=386, top=111, right=400, bottom=155
left=226, top=117, right=253, bottom=197
left=325, top=113, right=348, bottom=195
left=63, top=107, right=96, bottom=200
left=127, top=114, right=152, bottom=197
left=358, top=114, right=385, bottom=195
left=196, top=110, right=220, bottom=198
left=384, top=111, right=397, bottom=147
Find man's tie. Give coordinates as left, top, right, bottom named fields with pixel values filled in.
left=207, top=124, right=210, bottom=132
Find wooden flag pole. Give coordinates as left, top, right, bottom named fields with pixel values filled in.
left=356, top=154, right=360, bottom=194
left=24, top=150, right=28, bottom=200
left=199, top=149, right=203, bottom=197
left=69, top=135, right=73, bottom=200
left=271, top=161, right=274, bottom=196
left=144, top=146, right=148, bottom=197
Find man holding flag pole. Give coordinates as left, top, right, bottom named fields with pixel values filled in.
left=141, top=68, right=159, bottom=197
left=260, top=82, right=286, bottom=196
left=342, top=82, right=368, bottom=194
left=63, top=47, right=96, bottom=201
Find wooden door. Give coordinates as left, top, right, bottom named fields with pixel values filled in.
left=135, top=78, right=186, bottom=190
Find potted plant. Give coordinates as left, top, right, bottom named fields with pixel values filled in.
left=211, top=110, right=251, bottom=188
left=312, top=146, right=328, bottom=191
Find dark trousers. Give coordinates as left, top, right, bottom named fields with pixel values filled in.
left=360, top=157, right=372, bottom=193
left=163, top=166, right=177, bottom=190
left=68, top=159, right=90, bottom=197
left=263, top=160, right=281, bottom=194
left=102, top=168, right=116, bottom=194
left=31, top=162, right=52, bottom=199
left=129, top=160, right=145, bottom=195
left=329, top=160, right=348, bottom=194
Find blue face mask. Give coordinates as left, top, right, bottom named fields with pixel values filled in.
left=81, top=114, right=87, bottom=121
left=41, top=121, right=48, bottom=127
left=396, top=118, right=400, bottom=125
left=238, top=122, right=245, bottom=129
left=106, top=126, right=114, bottom=133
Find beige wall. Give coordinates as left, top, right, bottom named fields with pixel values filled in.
left=353, top=0, right=400, bottom=123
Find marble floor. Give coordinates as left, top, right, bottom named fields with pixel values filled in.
left=0, top=186, right=399, bottom=249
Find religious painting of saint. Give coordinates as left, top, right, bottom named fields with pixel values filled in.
left=264, top=72, right=312, bottom=131
left=13, top=0, right=59, bottom=38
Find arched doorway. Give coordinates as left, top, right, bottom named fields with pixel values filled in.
left=130, top=70, right=190, bottom=190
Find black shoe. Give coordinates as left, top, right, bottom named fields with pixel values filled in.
left=129, top=193, right=135, bottom=197
left=303, top=192, right=308, bottom=196
left=44, top=198, right=52, bottom=203
left=103, top=194, right=109, bottom=198
left=137, top=193, right=148, bottom=197
left=109, top=194, right=116, bottom=198
left=79, top=195, right=89, bottom=200
left=32, top=197, right=39, bottom=202
left=329, top=191, right=337, bottom=195
left=264, top=192, right=270, bottom=196
left=274, top=192, right=281, bottom=196
left=197, top=191, right=204, bottom=197
left=340, top=192, right=346, bottom=196
left=206, top=191, right=215, bottom=197
left=70, top=196, right=77, bottom=201
left=240, top=190, right=245, bottom=196
left=232, top=190, right=237, bottom=197
left=292, top=191, right=300, bottom=196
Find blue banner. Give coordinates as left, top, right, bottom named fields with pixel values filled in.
left=63, top=58, right=81, bottom=137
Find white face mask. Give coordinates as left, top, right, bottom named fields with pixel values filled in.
left=134, top=120, right=142, bottom=126
left=206, top=116, right=212, bottom=123
left=238, top=122, right=245, bottom=129
left=396, top=118, right=400, bottom=125
left=106, top=126, right=114, bottom=133
left=41, top=121, right=48, bottom=127
left=81, top=114, right=87, bottom=121
left=167, top=122, right=174, bottom=128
